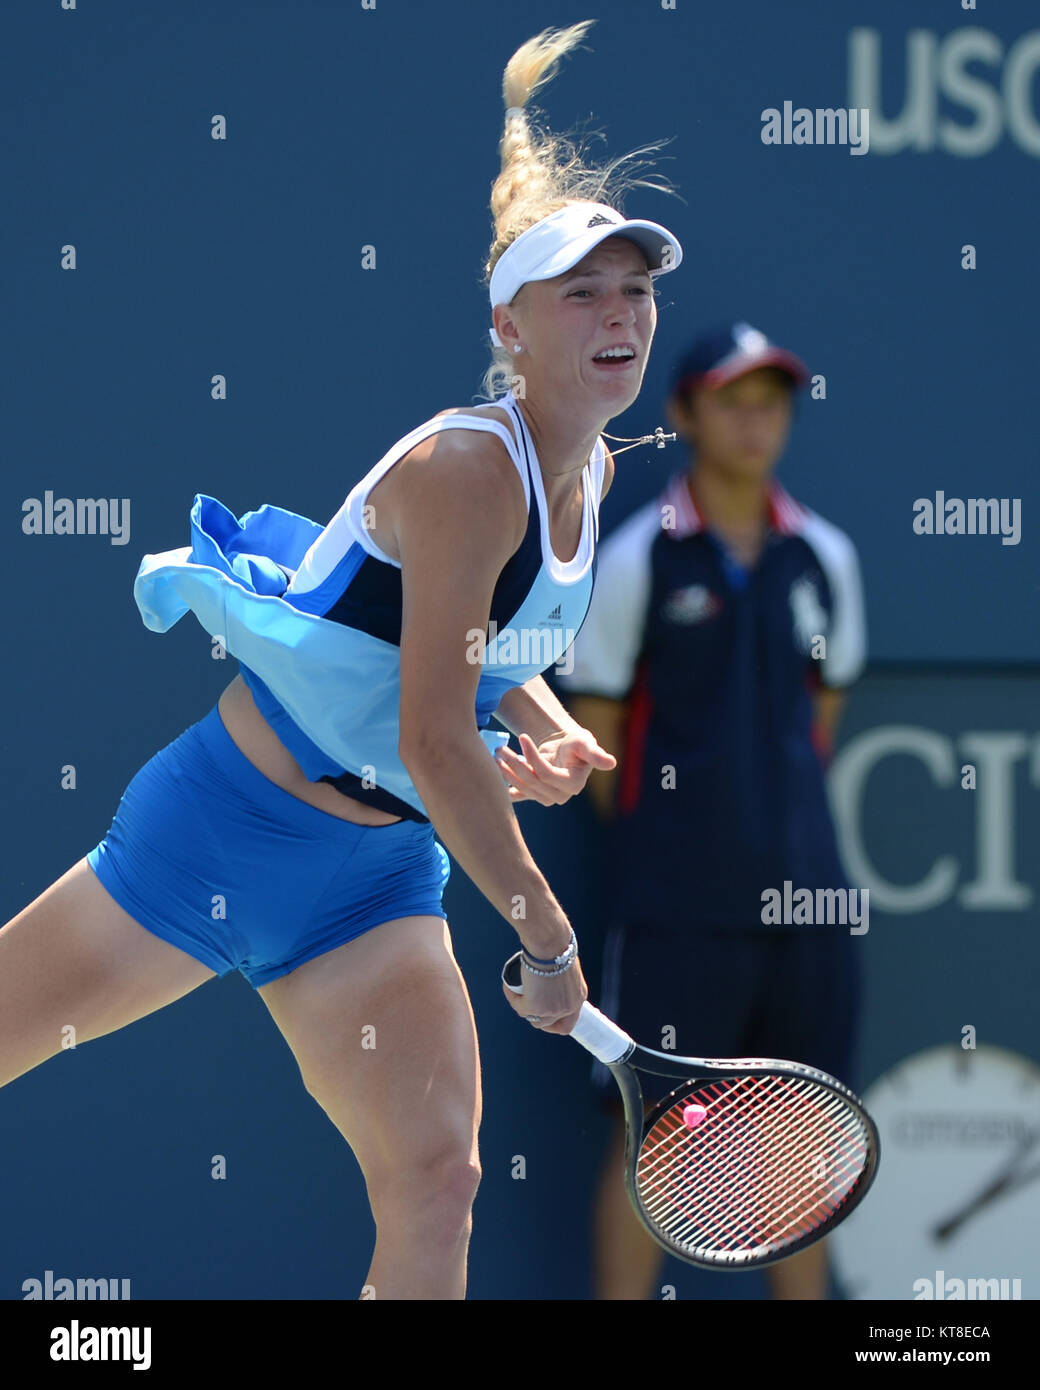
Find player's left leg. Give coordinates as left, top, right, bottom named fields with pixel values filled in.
left=256, top=913, right=481, bottom=1300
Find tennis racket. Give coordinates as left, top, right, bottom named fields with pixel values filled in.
left=503, top=951, right=880, bottom=1269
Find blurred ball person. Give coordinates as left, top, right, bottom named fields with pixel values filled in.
left=556, top=322, right=868, bottom=1300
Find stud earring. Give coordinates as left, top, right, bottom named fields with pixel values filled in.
left=512, top=343, right=523, bottom=354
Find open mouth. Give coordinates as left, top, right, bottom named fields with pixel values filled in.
left=592, top=345, right=638, bottom=367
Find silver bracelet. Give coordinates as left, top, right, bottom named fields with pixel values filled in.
left=519, top=952, right=577, bottom=979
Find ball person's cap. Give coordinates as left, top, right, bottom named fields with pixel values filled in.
left=670, top=322, right=810, bottom=397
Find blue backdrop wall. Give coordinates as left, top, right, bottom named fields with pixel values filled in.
left=2, top=0, right=1036, bottom=1301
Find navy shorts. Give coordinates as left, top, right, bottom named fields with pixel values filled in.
left=86, top=704, right=450, bottom=988
left=591, top=918, right=861, bottom=1107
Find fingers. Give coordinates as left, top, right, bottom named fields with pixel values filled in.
left=516, top=732, right=558, bottom=774
left=529, top=730, right=616, bottom=773
left=588, top=747, right=618, bottom=770
left=493, top=732, right=611, bottom=808
left=500, top=981, right=555, bottom=1027
left=500, top=982, right=586, bottom=1034
left=494, top=748, right=535, bottom=802
left=501, top=739, right=560, bottom=784
left=538, top=1010, right=584, bottom=1035
left=494, top=746, right=561, bottom=805
left=495, top=739, right=573, bottom=805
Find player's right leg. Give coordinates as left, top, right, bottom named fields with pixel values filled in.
left=0, top=857, right=216, bottom=1090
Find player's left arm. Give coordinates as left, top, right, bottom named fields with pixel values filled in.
left=493, top=675, right=584, bottom=745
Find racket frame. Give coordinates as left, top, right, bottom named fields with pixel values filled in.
left=502, top=948, right=880, bottom=1270
left=608, top=1042, right=881, bottom=1269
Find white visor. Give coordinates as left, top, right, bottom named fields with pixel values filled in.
left=488, top=201, right=683, bottom=348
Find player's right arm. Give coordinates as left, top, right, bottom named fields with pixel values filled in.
left=389, top=429, right=585, bottom=1019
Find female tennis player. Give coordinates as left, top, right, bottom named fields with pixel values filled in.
left=0, top=21, right=682, bottom=1299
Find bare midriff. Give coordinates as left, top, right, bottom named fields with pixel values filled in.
left=217, top=674, right=403, bottom=826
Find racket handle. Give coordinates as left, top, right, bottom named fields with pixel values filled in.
left=501, top=951, right=634, bottom=1064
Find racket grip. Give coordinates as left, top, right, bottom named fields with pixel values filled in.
left=501, top=952, right=634, bottom=1064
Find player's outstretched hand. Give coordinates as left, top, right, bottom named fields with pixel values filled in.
left=494, top=730, right=615, bottom=806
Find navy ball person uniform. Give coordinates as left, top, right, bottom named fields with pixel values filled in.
left=556, top=468, right=867, bottom=1104
left=87, top=393, right=603, bottom=988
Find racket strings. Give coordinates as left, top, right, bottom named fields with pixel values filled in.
left=643, top=1100, right=861, bottom=1250
left=656, top=1135, right=865, bottom=1253
left=639, top=1079, right=867, bottom=1251
left=642, top=1116, right=862, bottom=1253
left=640, top=1077, right=860, bottom=1219
left=641, top=1076, right=862, bottom=1191
left=643, top=1082, right=867, bottom=1247
left=643, top=1080, right=862, bottom=1226
left=641, top=1074, right=853, bottom=1176
left=635, top=1074, right=870, bottom=1257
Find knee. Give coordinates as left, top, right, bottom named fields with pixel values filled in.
left=368, top=1152, right=482, bottom=1242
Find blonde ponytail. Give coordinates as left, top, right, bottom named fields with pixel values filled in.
left=477, top=20, right=679, bottom=401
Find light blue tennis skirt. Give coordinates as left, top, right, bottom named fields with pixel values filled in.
left=86, top=704, right=450, bottom=987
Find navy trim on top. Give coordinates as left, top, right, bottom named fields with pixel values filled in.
left=318, top=440, right=544, bottom=644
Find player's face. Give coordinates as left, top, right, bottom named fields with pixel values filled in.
left=506, top=237, right=657, bottom=410
left=679, top=368, right=794, bottom=479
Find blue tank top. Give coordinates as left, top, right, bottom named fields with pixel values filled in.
left=133, top=392, right=604, bottom=821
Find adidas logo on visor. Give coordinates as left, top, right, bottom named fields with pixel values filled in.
left=586, top=214, right=617, bottom=227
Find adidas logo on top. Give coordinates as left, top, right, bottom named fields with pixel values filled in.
left=546, top=603, right=562, bottom=623
left=586, top=214, right=616, bottom=228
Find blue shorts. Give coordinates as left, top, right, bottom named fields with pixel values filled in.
left=86, top=704, right=450, bottom=988
left=591, top=918, right=861, bottom=1106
